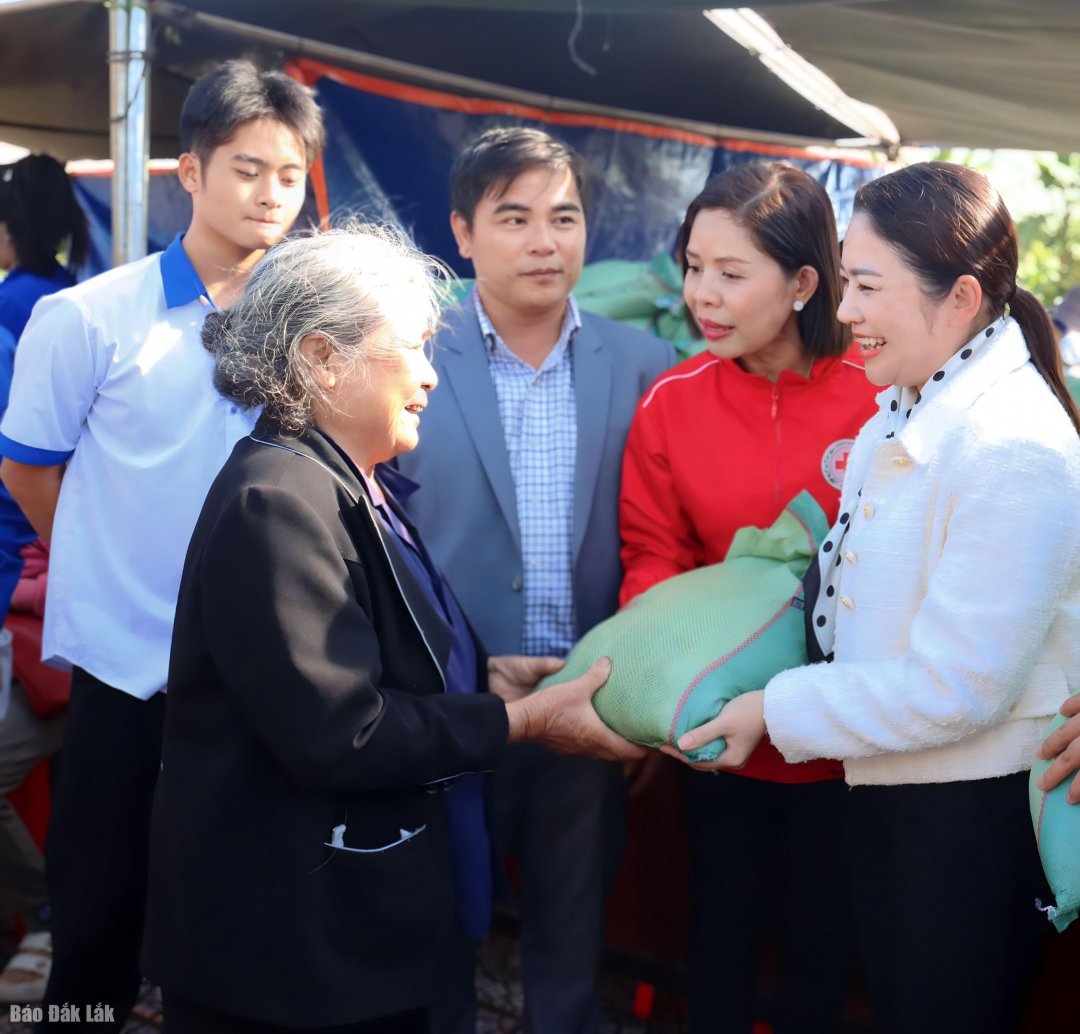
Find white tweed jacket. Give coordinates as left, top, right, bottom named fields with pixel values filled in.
left=765, top=318, right=1080, bottom=785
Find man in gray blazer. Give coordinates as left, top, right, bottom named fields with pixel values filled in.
left=397, top=127, right=674, bottom=1033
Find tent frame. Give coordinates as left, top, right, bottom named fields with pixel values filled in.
left=0, top=0, right=884, bottom=263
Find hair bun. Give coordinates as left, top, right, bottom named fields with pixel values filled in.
left=200, top=308, right=234, bottom=355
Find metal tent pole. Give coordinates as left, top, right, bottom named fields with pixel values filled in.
left=108, top=0, right=151, bottom=267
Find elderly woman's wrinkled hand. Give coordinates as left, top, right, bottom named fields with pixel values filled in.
left=487, top=654, right=563, bottom=703
left=657, top=689, right=767, bottom=772
left=1037, top=694, right=1080, bottom=804
left=506, top=657, right=647, bottom=762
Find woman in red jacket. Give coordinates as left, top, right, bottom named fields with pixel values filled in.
left=619, top=162, right=878, bottom=1034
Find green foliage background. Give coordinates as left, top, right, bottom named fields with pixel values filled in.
left=930, top=149, right=1080, bottom=311
left=1015, top=154, right=1080, bottom=309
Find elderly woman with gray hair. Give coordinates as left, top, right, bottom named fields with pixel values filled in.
left=140, top=227, right=642, bottom=1034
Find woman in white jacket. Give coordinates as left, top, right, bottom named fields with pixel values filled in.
left=668, top=162, right=1080, bottom=1034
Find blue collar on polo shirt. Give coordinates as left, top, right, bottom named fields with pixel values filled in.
left=160, top=233, right=212, bottom=310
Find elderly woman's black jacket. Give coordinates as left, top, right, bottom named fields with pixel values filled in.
left=141, top=415, right=510, bottom=1027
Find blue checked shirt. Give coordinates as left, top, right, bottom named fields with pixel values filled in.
left=474, top=289, right=579, bottom=657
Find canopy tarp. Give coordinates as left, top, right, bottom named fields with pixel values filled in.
left=764, top=0, right=1080, bottom=153
left=301, top=59, right=877, bottom=274
left=66, top=60, right=878, bottom=277
left=3, top=0, right=1079, bottom=160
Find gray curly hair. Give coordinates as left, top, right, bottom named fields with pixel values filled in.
left=202, top=225, right=446, bottom=433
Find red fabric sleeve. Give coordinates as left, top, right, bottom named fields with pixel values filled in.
left=618, top=397, right=705, bottom=607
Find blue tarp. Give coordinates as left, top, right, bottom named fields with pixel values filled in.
left=72, top=174, right=319, bottom=280
left=312, top=69, right=880, bottom=278
left=72, top=64, right=881, bottom=280
left=72, top=174, right=191, bottom=279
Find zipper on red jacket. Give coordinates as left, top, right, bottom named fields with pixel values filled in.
left=771, top=384, right=783, bottom=507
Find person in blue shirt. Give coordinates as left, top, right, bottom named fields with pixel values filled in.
left=0, top=154, right=88, bottom=617
left=0, top=153, right=87, bottom=1006
left=0, top=153, right=88, bottom=342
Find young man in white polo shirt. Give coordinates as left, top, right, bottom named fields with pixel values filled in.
left=0, top=60, right=323, bottom=1030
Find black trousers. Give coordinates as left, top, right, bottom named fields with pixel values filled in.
left=162, top=992, right=430, bottom=1034
left=848, top=773, right=1049, bottom=1034
left=685, top=771, right=855, bottom=1034
left=37, top=668, right=166, bottom=1033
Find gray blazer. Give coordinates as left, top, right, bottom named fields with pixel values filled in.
left=397, top=302, right=675, bottom=655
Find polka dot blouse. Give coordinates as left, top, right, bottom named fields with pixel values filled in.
left=808, top=317, right=1005, bottom=660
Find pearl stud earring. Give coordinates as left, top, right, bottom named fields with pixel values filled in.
left=793, top=300, right=805, bottom=312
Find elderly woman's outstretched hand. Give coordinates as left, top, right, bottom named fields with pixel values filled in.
left=503, top=657, right=647, bottom=763
left=1037, top=693, right=1080, bottom=804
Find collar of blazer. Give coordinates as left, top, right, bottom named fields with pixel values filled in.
left=868, top=316, right=1032, bottom=467
left=248, top=414, right=451, bottom=690
left=433, top=303, right=614, bottom=562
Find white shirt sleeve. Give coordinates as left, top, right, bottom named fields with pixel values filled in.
left=0, top=292, right=106, bottom=464
left=764, top=433, right=1080, bottom=762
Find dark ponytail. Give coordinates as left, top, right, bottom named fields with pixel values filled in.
left=854, top=162, right=1080, bottom=435
left=0, top=154, right=89, bottom=276
left=1009, top=287, right=1080, bottom=434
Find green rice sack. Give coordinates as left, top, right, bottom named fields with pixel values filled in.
left=1029, top=707, right=1080, bottom=932
left=540, top=491, right=829, bottom=762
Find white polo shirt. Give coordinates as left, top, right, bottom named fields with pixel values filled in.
left=0, top=234, right=257, bottom=699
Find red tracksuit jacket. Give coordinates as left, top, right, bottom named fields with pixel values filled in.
left=619, top=346, right=880, bottom=782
